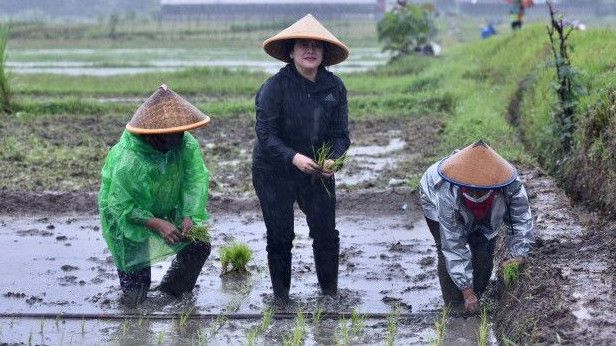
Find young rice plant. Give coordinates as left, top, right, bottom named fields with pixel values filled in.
left=219, top=242, right=253, bottom=274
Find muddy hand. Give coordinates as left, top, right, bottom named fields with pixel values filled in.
left=292, top=153, right=320, bottom=174
left=462, top=288, right=479, bottom=313
left=181, top=217, right=194, bottom=237
left=146, top=218, right=182, bottom=244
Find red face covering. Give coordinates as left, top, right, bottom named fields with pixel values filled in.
left=461, top=188, right=496, bottom=220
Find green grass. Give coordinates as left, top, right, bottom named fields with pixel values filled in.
left=477, top=307, right=490, bottom=346
left=282, top=309, right=307, bottom=346
left=219, top=242, right=253, bottom=274
left=503, top=262, right=520, bottom=289
left=0, top=24, right=12, bottom=113
left=385, top=304, right=400, bottom=346
left=431, top=304, right=450, bottom=346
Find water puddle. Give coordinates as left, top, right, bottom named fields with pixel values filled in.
left=337, top=138, right=407, bottom=186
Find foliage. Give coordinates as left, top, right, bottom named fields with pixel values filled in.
left=377, top=4, right=436, bottom=60
left=282, top=310, right=306, bottom=346
left=0, top=24, right=12, bottom=113
left=219, top=242, right=252, bottom=274
left=503, top=262, right=520, bottom=289
left=546, top=2, right=586, bottom=155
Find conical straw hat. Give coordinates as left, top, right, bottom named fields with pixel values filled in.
left=437, top=140, right=517, bottom=189
left=263, top=14, right=349, bottom=66
left=126, top=84, right=210, bottom=134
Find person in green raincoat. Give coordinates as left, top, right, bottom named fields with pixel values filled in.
left=99, top=84, right=211, bottom=306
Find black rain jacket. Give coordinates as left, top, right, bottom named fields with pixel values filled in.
left=252, top=63, right=350, bottom=173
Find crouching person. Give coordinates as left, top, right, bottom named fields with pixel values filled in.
left=99, top=84, right=212, bottom=307
left=419, top=140, right=534, bottom=313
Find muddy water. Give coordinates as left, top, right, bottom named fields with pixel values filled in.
left=7, top=47, right=388, bottom=75
left=0, top=208, right=491, bottom=344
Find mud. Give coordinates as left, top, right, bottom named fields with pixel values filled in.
left=492, top=168, right=616, bottom=344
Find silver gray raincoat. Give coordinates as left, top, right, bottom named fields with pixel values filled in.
left=419, top=160, right=534, bottom=290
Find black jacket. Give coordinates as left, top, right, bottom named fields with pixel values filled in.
left=252, top=63, right=350, bottom=172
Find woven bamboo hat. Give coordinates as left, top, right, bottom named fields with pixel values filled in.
left=437, top=140, right=518, bottom=189
left=126, top=84, right=210, bottom=134
left=263, top=14, right=349, bottom=66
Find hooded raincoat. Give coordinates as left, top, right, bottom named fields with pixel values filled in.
left=99, top=130, right=209, bottom=273
left=419, top=159, right=534, bottom=290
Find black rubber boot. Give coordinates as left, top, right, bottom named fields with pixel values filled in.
left=314, top=240, right=339, bottom=296
left=159, top=241, right=211, bottom=297
left=267, top=252, right=291, bottom=304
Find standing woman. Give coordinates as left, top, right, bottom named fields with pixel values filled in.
left=252, top=14, right=350, bottom=303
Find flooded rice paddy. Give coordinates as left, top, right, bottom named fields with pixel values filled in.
left=6, top=47, right=389, bottom=75
left=0, top=207, right=492, bottom=345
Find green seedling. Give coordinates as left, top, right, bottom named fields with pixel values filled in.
left=81, top=318, right=85, bottom=335
left=431, top=304, right=450, bottom=346
left=503, top=262, right=520, bottom=288
left=219, top=242, right=253, bottom=274
left=350, top=309, right=366, bottom=336
left=245, top=327, right=259, bottom=346
left=336, top=317, right=351, bottom=346
left=261, top=306, right=273, bottom=331
left=179, top=309, right=193, bottom=330
left=477, top=307, right=490, bottom=346
left=197, top=329, right=207, bottom=346
left=186, top=225, right=211, bottom=243
left=386, top=305, right=400, bottom=346
left=313, top=305, right=324, bottom=326
left=283, top=309, right=307, bottom=346
left=157, top=331, right=165, bottom=345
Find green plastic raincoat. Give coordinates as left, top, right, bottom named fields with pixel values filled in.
left=99, top=130, right=209, bottom=273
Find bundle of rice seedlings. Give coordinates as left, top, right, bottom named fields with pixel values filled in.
left=502, top=261, right=520, bottom=288
left=313, top=143, right=348, bottom=197
left=219, top=242, right=253, bottom=274
left=186, top=225, right=211, bottom=243
left=313, top=143, right=347, bottom=173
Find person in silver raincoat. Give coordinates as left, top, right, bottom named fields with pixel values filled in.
left=419, top=140, right=533, bottom=313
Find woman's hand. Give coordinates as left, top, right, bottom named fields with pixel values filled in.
left=181, top=217, right=194, bottom=237
left=292, top=153, right=320, bottom=174
left=146, top=218, right=182, bottom=244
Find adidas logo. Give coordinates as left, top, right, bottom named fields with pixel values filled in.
left=324, top=93, right=336, bottom=102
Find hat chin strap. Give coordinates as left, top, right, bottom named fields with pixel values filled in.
left=462, top=190, right=493, bottom=203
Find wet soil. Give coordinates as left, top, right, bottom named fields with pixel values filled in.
left=1, top=112, right=613, bottom=344
left=491, top=168, right=616, bottom=344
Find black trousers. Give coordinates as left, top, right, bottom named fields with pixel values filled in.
left=118, top=241, right=211, bottom=304
left=425, top=217, right=497, bottom=304
left=253, top=164, right=340, bottom=298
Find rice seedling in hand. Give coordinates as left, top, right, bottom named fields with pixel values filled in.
left=313, top=143, right=348, bottom=197
left=502, top=262, right=520, bottom=289
left=219, top=242, right=253, bottom=274
left=186, top=224, right=211, bottom=243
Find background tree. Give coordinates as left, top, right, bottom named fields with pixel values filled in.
left=377, top=3, right=436, bottom=61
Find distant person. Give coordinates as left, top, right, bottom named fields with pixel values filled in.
left=510, top=0, right=534, bottom=30
left=481, top=22, right=497, bottom=39
left=99, top=84, right=212, bottom=307
left=419, top=140, right=534, bottom=313
left=253, top=14, right=350, bottom=304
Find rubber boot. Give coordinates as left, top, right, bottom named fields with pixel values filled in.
left=267, top=252, right=291, bottom=304
left=314, top=241, right=339, bottom=296
left=118, top=267, right=151, bottom=308
left=159, top=241, right=211, bottom=297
